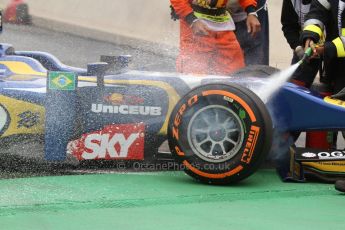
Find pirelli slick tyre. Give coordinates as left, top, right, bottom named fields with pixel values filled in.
left=168, top=83, right=273, bottom=184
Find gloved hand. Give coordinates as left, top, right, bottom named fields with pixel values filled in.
left=304, top=39, right=324, bottom=58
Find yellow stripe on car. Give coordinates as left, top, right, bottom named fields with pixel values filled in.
left=324, top=96, right=345, bottom=107
left=7, top=75, right=46, bottom=81
left=303, top=161, right=345, bottom=173
left=0, top=61, right=46, bottom=76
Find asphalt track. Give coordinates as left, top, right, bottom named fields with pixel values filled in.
left=0, top=24, right=175, bottom=71
left=1, top=24, right=345, bottom=229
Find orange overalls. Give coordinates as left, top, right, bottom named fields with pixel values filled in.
left=171, top=0, right=256, bottom=75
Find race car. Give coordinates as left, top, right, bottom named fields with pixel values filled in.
left=1, top=43, right=345, bottom=184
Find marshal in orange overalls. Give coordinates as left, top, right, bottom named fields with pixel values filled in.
left=171, top=0, right=257, bottom=75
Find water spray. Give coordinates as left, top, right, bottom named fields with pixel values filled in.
left=255, top=47, right=313, bottom=103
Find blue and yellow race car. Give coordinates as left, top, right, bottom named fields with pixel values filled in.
left=1, top=43, right=345, bottom=184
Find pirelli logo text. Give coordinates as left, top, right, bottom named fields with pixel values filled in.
left=241, top=125, right=260, bottom=164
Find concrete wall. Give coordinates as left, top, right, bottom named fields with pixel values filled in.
left=0, top=0, right=291, bottom=68
left=0, top=0, right=179, bottom=47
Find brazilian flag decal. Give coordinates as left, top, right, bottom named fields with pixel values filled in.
left=48, top=72, right=76, bottom=91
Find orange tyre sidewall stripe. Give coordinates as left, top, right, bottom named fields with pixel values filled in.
left=183, top=160, right=243, bottom=179
left=202, top=90, right=257, bottom=122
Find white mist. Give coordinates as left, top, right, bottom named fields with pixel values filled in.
left=254, top=63, right=300, bottom=103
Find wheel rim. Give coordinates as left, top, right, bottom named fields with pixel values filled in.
left=187, top=105, right=245, bottom=163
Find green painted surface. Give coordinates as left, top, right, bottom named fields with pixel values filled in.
left=0, top=170, right=344, bottom=230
